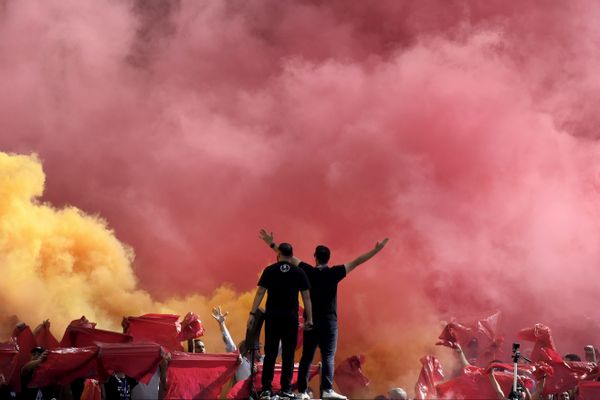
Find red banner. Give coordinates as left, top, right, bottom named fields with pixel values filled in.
left=177, top=312, right=205, bottom=341
left=33, top=321, right=60, bottom=350
left=334, top=355, right=370, bottom=395
left=437, top=312, right=503, bottom=366
left=124, top=314, right=183, bottom=351
left=10, top=324, right=36, bottom=391
left=97, top=342, right=162, bottom=384
left=436, top=366, right=533, bottom=400
left=164, top=352, right=238, bottom=400
left=414, top=356, right=444, bottom=400
left=579, top=381, right=600, bottom=400
left=31, top=347, right=99, bottom=387
left=0, top=341, right=18, bottom=386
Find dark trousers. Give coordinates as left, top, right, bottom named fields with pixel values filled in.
left=261, top=315, right=298, bottom=393
left=297, top=318, right=338, bottom=394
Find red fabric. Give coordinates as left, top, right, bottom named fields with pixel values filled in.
left=517, top=324, right=557, bottom=363
left=33, top=321, right=60, bottom=350
left=297, top=306, right=304, bottom=350
left=334, top=355, right=370, bottom=394
left=436, top=366, right=533, bottom=400
left=97, top=342, right=162, bottom=384
left=542, top=359, right=595, bottom=395
left=578, top=381, right=600, bottom=400
left=436, top=312, right=503, bottom=366
left=31, top=347, right=99, bottom=387
left=177, top=312, right=205, bottom=341
left=164, top=352, right=238, bottom=400
left=61, top=326, right=132, bottom=348
left=124, top=314, right=183, bottom=351
left=226, top=363, right=320, bottom=399
left=10, top=324, right=36, bottom=391
left=414, top=356, right=444, bottom=400
left=80, top=379, right=101, bottom=400
left=0, top=341, right=18, bottom=386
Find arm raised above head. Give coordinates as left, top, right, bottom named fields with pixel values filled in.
left=259, top=229, right=301, bottom=266
left=344, top=238, right=389, bottom=275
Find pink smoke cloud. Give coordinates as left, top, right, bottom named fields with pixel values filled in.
left=2, top=1, right=600, bottom=383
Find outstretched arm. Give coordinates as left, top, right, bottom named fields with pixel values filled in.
left=259, top=229, right=301, bottom=266
left=452, top=343, right=471, bottom=368
left=488, top=372, right=507, bottom=400
left=212, top=306, right=237, bottom=352
left=344, top=238, right=389, bottom=275
left=247, top=287, right=267, bottom=330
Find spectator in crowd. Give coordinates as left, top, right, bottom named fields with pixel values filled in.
left=388, top=387, right=408, bottom=400
left=102, top=372, right=138, bottom=400
left=563, top=354, right=581, bottom=362
left=0, top=373, right=16, bottom=398
left=191, top=339, right=206, bottom=354
left=212, top=306, right=262, bottom=383
left=247, top=242, right=313, bottom=400
left=21, top=347, right=59, bottom=400
left=260, top=230, right=388, bottom=400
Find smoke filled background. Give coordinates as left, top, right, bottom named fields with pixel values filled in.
left=2, top=0, right=600, bottom=393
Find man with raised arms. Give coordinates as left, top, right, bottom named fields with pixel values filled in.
left=247, top=242, right=314, bottom=400
left=260, top=229, right=389, bottom=400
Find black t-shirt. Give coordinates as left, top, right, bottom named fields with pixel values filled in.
left=258, top=261, right=310, bottom=318
left=299, top=262, right=347, bottom=321
left=104, top=375, right=138, bottom=400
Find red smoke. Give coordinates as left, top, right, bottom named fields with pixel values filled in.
left=2, top=0, right=600, bottom=390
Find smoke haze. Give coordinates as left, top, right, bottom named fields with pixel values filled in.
left=2, top=0, right=600, bottom=393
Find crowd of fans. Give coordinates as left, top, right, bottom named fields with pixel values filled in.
left=1, top=310, right=599, bottom=399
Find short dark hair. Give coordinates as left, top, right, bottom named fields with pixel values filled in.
left=314, top=245, right=330, bottom=264
left=278, top=243, right=293, bottom=257
left=564, top=353, right=582, bottom=362
left=31, top=346, right=44, bottom=355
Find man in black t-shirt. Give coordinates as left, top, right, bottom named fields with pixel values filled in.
left=260, top=230, right=388, bottom=400
left=247, top=242, right=313, bottom=400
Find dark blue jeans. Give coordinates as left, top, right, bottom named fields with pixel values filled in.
left=297, top=318, right=338, bottom=394
left=261, top=315, right=298, bottom=393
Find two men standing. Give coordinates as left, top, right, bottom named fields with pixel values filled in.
left=249, top=229, right=388, bottom=400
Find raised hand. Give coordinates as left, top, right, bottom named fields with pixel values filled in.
left=375, top=237, right=389, bottom=251
left=259, top=229, right=274, bottom=246
left=211, top=306, right=228, bottom=324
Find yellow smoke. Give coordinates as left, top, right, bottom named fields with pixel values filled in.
left=0, top=152, right=253, bottom=350
left=0, top=152, right=448, bottom=395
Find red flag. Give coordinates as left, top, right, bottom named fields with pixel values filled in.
left=124, top=314, right=183, bottom=351
left=61, top=326, right=132, bottom=348
left=0, top=340, right=18, bottom=387
left=226, top=363, right=320, bottom=399
left=164, top=352, right=238, bottom=400
left=9, top=323, right=36, bottom=391
left=541, top=358, right=595, bottom=395
left=177, top=312, right=205, bottom=341
left=436, top=366, right=533, bottom=400
left=578, top=381, right=600, bottom=400
left=33, top=320, right=59, bottom=350
left=517, top=324, right=557, bottom=363
left=80, top=378, right=101, bottom=400
left=31, top=347, right=99, bottom=387
left=97, top=342, right=162, bottom=384
left=334, top=355, right=370, bottom=395
left=436, top=312, right=503, bottom=366
left=414, top=356, right=444, bottom=400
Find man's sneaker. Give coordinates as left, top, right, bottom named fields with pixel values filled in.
left=278, top=390, right=298, bottom=399
left=260, top=390, right=273, bottom=400
left=322, top=389, right=347, bottom=400
left=298, top=391, right=311, bottom=400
